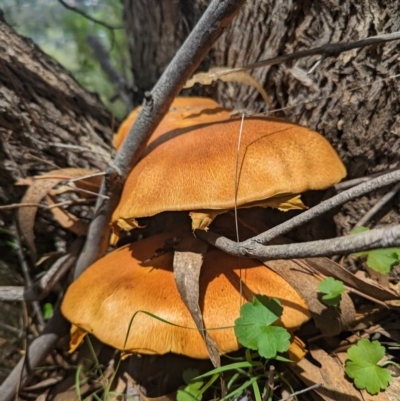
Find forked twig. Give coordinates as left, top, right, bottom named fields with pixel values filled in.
left=198, top=169, right=400, bottom=257
left=199, top=224, right=400, bottom=260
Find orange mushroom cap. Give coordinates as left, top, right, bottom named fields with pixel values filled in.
left=113, top=97, right=231, bottom=151
left=112, top=101, right=346, bottom=232
left=61, top=230, right=310, bottom=359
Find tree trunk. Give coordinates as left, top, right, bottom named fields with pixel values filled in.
left=123, top=0, right=400, bottom=236
left=0, top=15, right=114, bottom=258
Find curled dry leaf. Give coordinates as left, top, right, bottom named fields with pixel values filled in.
left=184, top=67, right=272, bottom=108
left=17, top=168, right=100, bottom=261
left=45, top=195, right=89, bottom=236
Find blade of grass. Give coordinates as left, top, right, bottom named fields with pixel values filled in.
left=193, top=361, right=263, bottom=380
left=75, top=365, right=83, bottom=401
left=252, top=379, right=262, bottom=401
left=220, top=376, right=260, bottom=401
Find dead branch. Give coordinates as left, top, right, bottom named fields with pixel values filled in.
left=335, top=167, right=400, bottom=191
left=247, top=169, right=400, bottom=246
left=197, top=169, right=400, bottom=259
left=209, top=31, right=400, bottom=77
left=199, top=223, right=400, bottom=260
left=73, top=0, right=246, bottom=279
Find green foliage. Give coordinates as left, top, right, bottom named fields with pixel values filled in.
left=177, top=369, right=204, bottom=401
left=3, top=0, right=130, bottom=119
left=351, top=227, right=400, bottom=274
left=318, top=277, right=345, bottom=306
left=42, top=302, right=54, bottom=320
left=345, top=339, right=392, bottom=394
left=356, top=248, right=400, bottom=274
left=234, top=296, right=291, bottom=359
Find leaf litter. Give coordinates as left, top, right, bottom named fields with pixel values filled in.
left=16, top=168, right=101, bottom=261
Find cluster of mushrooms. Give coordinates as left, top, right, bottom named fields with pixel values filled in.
left=61, top=97, right=346, bottom=375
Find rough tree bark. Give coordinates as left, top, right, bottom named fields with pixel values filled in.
left=0, top=14, right=114, bottom=383
left=123, top=0, right=400, bottom=238
left=0, top=15, right=114, bottom=257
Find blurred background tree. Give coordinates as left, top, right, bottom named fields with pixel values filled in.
left=2, top=0, right=131, bottom=119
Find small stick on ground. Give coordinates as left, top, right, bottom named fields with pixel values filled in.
left=0, top=239, right=82, bottom=301
left=277, top=383, right=323, bottom=401
left=12, top=226, right=45, bottom=327
left=354, top=182, right=400, bottom=228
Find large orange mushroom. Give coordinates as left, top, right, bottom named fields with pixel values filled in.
left=111, top=97, right=346, bottom=237
left=61, top=229, right=310, bottom=359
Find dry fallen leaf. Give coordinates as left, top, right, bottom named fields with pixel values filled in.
left=45, top=194, right=89, bottom=236
left=265, top=258, right=356, bottom=336
left=17, top=168, right=98, bottom=261
left=173, top=236, right=221, bottom=368
left=184, top=67, right=272, bottom=108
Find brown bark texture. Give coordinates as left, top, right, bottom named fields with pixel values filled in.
left=123, top=0, right=400, bottom=237
left=0, top=17, right=114, bottom=257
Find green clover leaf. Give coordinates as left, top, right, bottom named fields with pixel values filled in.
left=317, top=277, right=345, bottom=306
left=364, top=249, right=400, bottom=274
left=177, top=369, right=203, bottom=401
left=351, top=227, right=400, bottom=274
left=345, top=339, right=392, bottom=395
left=234, top=296, right=290, bottom=359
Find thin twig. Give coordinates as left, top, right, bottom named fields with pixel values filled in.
left=57, top=0, right=123, bottom=30
left=68, top=171, right=106, bottom=182
left=198, top=224, right=400, bottom=260
left=248, top=169, right=400, bottom=246
left=197, top=168, right=400, bottom=260
left=354, top=182, right=400, bottom=228
left=47, top=142, right=100, bottom=153
left=261, top=73, right=400, bottom=116
left=0, top=322, right=24, bottom=337
left=0, top=239, right=82, bottom=301
left=263, top=365, right=275, bottom=401
left=0, top=198, right=93, bottom=211
left=66, top=184, right=109, bottom=199
left=335, top=167, right=400, bottom=191
left=87, top=34, right=133, bottom=111
left=209, top=31, right=400, bottom=78
left=277, top=383, right=323, bottom=401
left=11, top=227, right=45, bottom=327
